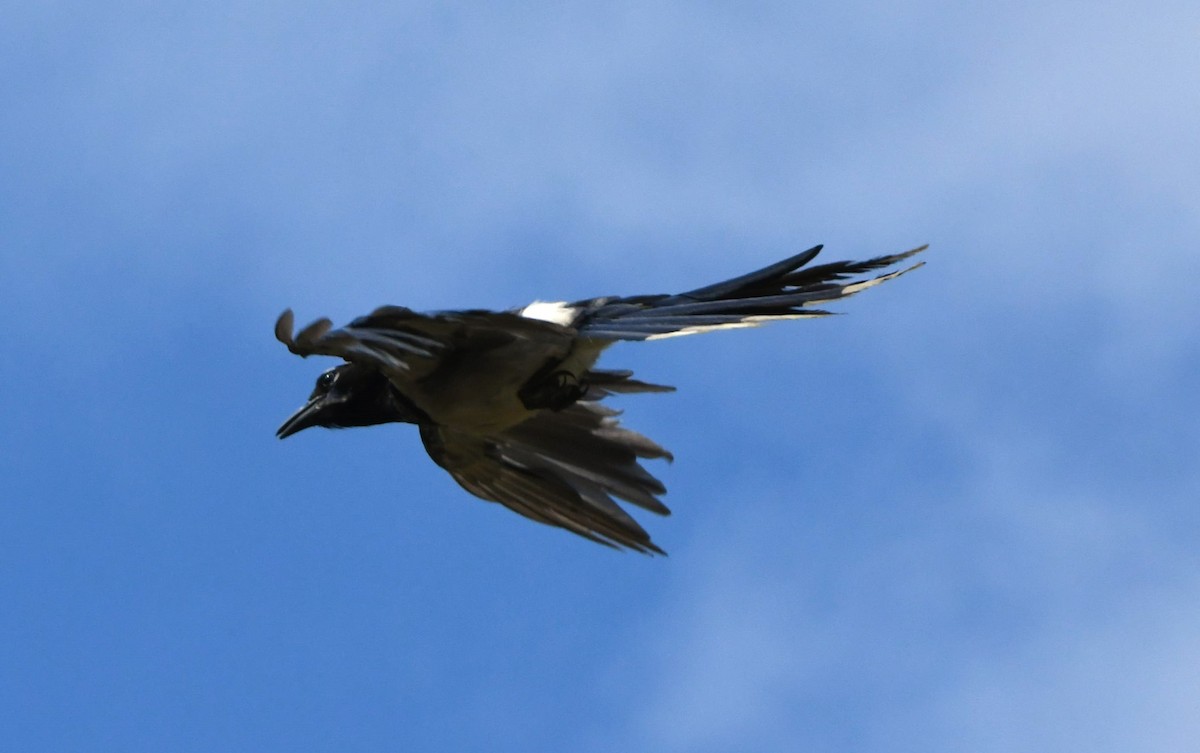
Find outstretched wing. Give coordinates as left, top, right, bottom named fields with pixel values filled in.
left=571, top=244, right=927, bottom=341
left=418, top=397, right=674, bottom=554
left=274, top=305, right=449, bottom=377
left=276, top=306, right=580, bottom=376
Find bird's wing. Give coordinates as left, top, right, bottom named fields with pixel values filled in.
left=274, top=305, right=449, bottom=377
left=571, top=245, right=927, bottom=341
left=419, top=398, right=674, bottom=554
left=276, top=306, right=579, bottom=377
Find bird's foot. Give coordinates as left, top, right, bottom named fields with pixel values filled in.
left=518, top=369, right=588, bottom=411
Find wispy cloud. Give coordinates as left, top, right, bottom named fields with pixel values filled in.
left=587, top=4, right=1200, bottom=748
left=615, top=414, right=1199, bottom=751
left=916, top=576, right=1200, bottom=753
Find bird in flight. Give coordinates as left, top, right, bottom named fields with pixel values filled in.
left=275, top=244, right=926, bottom=554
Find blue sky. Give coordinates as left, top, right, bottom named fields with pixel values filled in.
left=3, top=1, right=1198, bottom=750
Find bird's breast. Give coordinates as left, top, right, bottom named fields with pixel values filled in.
left=402, top=335, right=603, bottom=434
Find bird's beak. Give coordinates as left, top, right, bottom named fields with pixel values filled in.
left=276, top=397, right=324, bottom=439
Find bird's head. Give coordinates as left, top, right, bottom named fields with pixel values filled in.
left=276, top=363, right=420, bottom=438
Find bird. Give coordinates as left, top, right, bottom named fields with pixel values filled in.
left=275, top=243, right=926, bottom=554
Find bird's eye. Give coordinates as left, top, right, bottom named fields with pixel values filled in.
left=316, top=371, right=336, bottom=390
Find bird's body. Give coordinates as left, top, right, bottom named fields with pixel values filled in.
left=276, top=244, right=926, bottom=553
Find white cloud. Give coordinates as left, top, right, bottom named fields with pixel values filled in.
left=11, top=0, right=1195, bottom=329
left=914, top=578, right=1200, bottom=753
left=636, top=558, right=828, bottom=751
left=613, top=414, right=1200, bottom=751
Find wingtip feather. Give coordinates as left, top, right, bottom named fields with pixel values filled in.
left=296, top=318, right=333, bottom=348
left=274, top=309, right=295, bottom=346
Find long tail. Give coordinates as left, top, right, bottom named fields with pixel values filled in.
left=575, top=244, right=926, bottom=341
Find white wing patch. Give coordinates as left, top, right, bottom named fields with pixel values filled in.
left=520, top=300, right=580, bottom=327
left=642, top=313, right=825, bottom=340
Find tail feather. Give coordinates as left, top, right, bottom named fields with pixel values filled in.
left=576, top=244, right=926, bottom=341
